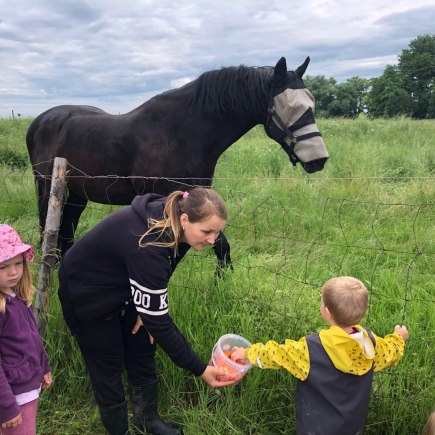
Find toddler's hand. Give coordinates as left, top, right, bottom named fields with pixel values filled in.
left=42, top=371, right=53, bottom=390
left=231, top=346, right=246, bottom=361
left=394, top=325, right=409, bottom=340
left=2, top=413, right=22, bottom=429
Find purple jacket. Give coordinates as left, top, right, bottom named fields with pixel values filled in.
left=0, top=294, right=50, bottom=424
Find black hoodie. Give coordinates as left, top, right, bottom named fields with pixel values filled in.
left=58, top=193, right=206, bottom=376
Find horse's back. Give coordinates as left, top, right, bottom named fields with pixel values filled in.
left=29, top=105, right=107, bottom=128
left=26, top=105, right=111, bottom=165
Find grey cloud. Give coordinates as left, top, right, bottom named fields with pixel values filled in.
left=0, top=0, right=433, bottom=117
left=34, top=0, right=100, bottom=23
left=375, top=6, right=435, bottom=38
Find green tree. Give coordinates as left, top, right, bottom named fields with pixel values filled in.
left=305, top=76, right=369, bottom=118
left=398, top=34, right=435, bottom=119
left=427, top=88, right=435, bottom=118
left=304, top=75, right=337, bottom=117
left=345, top=77, right=370, bottom=115
left=327, top=77, right=370, bottom=118
left=366, top=65, right=411, bottom=118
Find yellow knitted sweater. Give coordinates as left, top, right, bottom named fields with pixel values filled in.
left=244, top=325, right=405, bottom=380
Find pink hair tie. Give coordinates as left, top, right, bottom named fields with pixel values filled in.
left=182, top=191, right=189, bottom=199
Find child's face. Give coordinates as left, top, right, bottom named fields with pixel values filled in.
left=0, top=254, right=24, bottom=292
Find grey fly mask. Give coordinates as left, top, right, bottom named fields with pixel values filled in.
left=265, top=57, right=329, bottom=173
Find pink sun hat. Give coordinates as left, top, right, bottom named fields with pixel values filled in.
left=0, top=224, right=35, bottom=263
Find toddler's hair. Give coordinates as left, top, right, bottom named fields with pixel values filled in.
left=322, top=276, right=368, bottom=327
left=0, top=258, right=34, bottom=313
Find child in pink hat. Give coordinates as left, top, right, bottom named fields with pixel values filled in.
left=0, top=224, right=34, bottom=263
left=0, top=224, right=52, bottom=435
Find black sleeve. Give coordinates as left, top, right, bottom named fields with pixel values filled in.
left=126, top=249, right=207, bottom=376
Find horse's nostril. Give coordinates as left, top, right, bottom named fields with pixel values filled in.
left=304, top=158, right=328, bottom=173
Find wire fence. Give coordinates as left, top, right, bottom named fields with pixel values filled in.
left=1, top=165, right=434, bottom=322
left=1, top=164, right=434, bottom=433
left=1, top=166, right=433, bottom=317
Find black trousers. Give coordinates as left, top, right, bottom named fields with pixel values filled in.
left=74, top=301, right=157, bottom=407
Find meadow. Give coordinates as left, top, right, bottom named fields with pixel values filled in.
left=0, top=116, right=434, bottom=434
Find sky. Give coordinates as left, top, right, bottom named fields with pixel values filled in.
left=1, top=0, right=434, bottom=118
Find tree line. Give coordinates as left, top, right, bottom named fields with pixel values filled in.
left=304, top=34, right=435, bottom=119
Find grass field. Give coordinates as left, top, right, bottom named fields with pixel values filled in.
left=0, top=116, right=434, bottom=434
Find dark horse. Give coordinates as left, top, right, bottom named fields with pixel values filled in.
left=26, top=56, right=329, bottom=269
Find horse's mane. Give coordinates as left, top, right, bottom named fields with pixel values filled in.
left=193, top=66, right=273, bottom=118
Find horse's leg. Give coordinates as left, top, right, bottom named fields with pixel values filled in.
left=213, top=231, right=233, bottom=277
left=59, top=191, right=88, bottom=256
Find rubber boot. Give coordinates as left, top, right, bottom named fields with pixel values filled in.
left=130, top=380, right=183, bottom=435
left=99, top=401, right=130, bottom=435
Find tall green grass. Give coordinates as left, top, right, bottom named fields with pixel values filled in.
left=0, top=116, right=434, bottom=434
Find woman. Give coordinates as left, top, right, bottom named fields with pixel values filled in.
left=58, top=188, right=235, bottom=435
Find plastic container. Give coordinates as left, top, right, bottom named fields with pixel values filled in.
left=211, top=333, right=253, bottom=377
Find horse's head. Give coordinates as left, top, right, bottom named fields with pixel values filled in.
left=265, top=57, right=329, bottom=173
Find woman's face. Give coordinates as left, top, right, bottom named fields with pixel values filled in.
left=180, top=213, right=226, bottom=250
left=0, top=254, right=24, bottom=292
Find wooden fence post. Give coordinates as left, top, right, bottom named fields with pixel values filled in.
left=33, top=157, right=67, bottom=336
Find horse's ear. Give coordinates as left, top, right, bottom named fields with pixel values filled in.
left=295, top=57, right=310, bottom=78
left=274, top=57, right=288, bottom=88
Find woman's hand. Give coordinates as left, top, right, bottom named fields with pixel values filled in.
left=132, top=315, right=154, bottom=344
left=131, top=315, right=143, bottom=334
left=42, top=371, right=53, bottom=390
left=200, top=365, right=240, bottom=387
left=1, top=413, right=22, bottom=429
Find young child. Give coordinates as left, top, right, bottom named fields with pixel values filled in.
left=232, top=276, right=409, bottom=435
left=0, top=224, right=52, bottom=435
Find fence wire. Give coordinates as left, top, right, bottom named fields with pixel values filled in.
left=1, top=167, right=434, bottom=433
